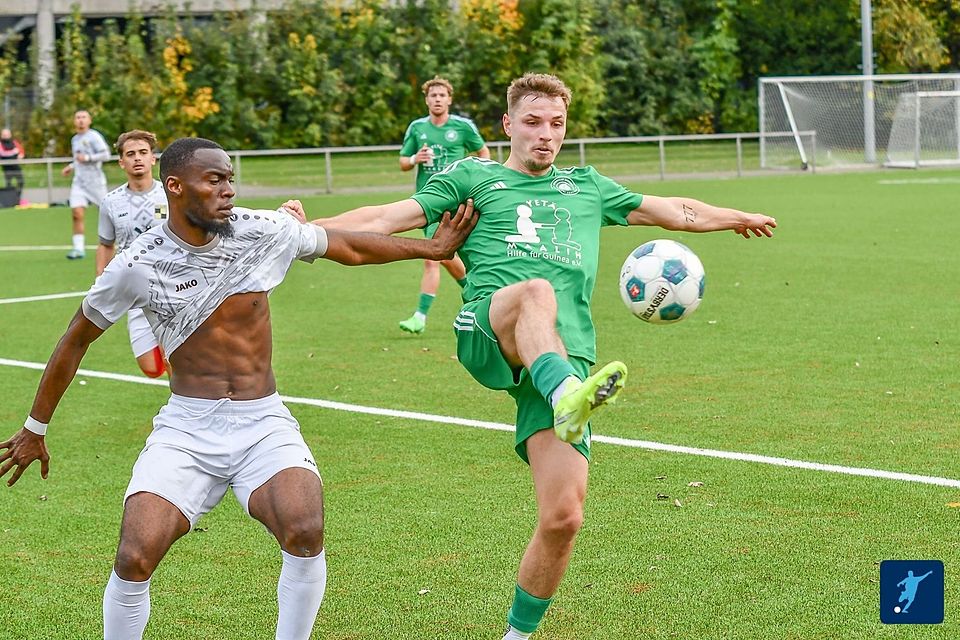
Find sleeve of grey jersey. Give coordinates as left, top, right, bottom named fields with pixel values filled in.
left=301, top=224, right=328, bottom=263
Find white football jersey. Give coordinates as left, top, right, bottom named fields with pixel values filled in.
left=82, top=208, right=327, bottom=355
left=97, top=180, right=168, bottom=251
left=70, top=129, right=110, bottom=188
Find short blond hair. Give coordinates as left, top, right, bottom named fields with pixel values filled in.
left=422, top=76, right=454, bottom=96
left=116, top=129, right=158, bottom=154
left=506, top=73, right=572, bottom=113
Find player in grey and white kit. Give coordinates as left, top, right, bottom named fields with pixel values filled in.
left=0, top=137, right=477, bottom=640
left=62, top=110, right=110, bottom=260
left=96, top=129, right=169, bottom=378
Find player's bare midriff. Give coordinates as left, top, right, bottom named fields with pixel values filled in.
left=167, top=291, right=276, bottom=400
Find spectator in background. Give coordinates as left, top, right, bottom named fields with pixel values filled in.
left=0, top=128, right=25, bottom=200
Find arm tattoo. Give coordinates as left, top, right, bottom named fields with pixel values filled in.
left=682, top=203, right=697, bottom=223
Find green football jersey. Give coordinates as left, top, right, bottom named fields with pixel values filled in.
left=412, top=158, right=643, bottom=363
left=400, top=115, right=486, bottom=191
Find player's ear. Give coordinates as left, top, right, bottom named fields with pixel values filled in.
left=165, top=176, right=182, bottom=197
left=502, top=113, right=511, bottom=137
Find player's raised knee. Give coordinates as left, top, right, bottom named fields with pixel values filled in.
left=520, top=278, right=557, bottom=302
left=279, top=518, right=325, bottom=556
left=113, top=543, right=159, bottom=582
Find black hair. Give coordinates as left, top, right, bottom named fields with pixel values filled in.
left=159, top=137, right=224, bottom=181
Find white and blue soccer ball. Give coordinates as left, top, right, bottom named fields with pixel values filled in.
left=618, top=239, right=705, bottom=324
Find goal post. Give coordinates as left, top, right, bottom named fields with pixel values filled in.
left=885, top=91, right=960, bottom=168
left=759, top=74, right=960, bottom=169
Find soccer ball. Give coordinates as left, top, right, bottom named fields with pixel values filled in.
left=618, top=239, right=705, bottom=324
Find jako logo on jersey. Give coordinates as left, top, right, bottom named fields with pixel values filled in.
left=551, top=176, right=580, bottom=195
left=175, top=279, right=199, bottom=293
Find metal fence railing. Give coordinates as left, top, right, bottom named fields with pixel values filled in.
left=0, top=131, right=817, bottom=204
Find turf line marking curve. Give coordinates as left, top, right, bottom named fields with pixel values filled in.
left=0, top=291, right=87, bottom=305
left=1, top=356, right=957, bottom=489
left=0, top=244, right=98, bottom=252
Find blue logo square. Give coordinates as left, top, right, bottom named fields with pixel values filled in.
left=880, top=560, right=944, bottom=624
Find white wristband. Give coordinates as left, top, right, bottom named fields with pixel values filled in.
left=409, top=154, right=418, bottom=165
left=24, top=416, right=48, bottom=436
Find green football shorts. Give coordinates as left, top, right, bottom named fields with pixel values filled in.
left=454, top=295, right=592, bottom=463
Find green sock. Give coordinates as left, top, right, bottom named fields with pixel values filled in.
left=507, top=584, right=552, bottom=634
left=529, top=352, right=578, bottom=403
left=456, top=276, right=467, bottom=289
left=417, top=293, right=435, bottom=316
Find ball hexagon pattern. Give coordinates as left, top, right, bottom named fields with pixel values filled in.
left=618, top=239, right=706, bottom=324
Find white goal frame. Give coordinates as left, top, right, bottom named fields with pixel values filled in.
left=884, top=90, right=960, bottom=169
left=759, top=74, right=960, bottom=169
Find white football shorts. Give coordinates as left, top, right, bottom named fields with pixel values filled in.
left=124, top=392, right=321, bottom=527
left=126, top=308, right=158, bottom=358
left=69, top=179, right=107, bottom=208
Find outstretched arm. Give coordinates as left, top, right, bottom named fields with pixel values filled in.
left=627, top=195, right=776, bottom=238
left=314, top=197, right=428, bottom=235
left=323, top=199, right=477, bottom=266
left=0, top=309, right=105, bottom=486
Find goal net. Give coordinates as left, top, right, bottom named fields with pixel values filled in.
left=759, top=74, right=960, bottom=169
left=885, top=91, right=960, bottom=168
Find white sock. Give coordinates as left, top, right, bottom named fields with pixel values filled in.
left=276, top=549, right=327, bottom=640
left=72, top=233, right=85, bottom=252
left=103, top=569, right=151, bottom=640
left=414, top=311, right=427, bottom=322
left=549, top=375, right=581, bottom=408
left=503, top=625, right=532, bottom=640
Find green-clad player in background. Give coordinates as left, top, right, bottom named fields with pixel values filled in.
left=316, top=73, right=776, bottom=639
left=397, top=76, right=490, bottom=334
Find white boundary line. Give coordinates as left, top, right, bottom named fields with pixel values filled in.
left=2, top=356, right=958, bottom=489
left=0, top=244, right=98, bottom=251
left=0, top=291, right=87, bottom=305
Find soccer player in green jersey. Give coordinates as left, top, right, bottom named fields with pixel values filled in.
left=397, top=76, right=490, bottom=335
left=315, top=73, right=776, bottom=639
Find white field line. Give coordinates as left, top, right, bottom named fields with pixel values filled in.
left=0, top=244, right=98, bottom=251
left=2, top=356, right=958, bottom=489
left=877, top=178, right=960, bottom=185
left=0, top=291, right=86, bottom=305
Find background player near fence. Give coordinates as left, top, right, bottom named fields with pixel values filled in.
left=0, top=137, right=477, bottom=640
left=61, top=109, right=110, bottom=260
left=316, top=73, right=776, bottom=639
left=96, top=129, right=170, bottom=378
left=397, top=75, right=490, bottom=335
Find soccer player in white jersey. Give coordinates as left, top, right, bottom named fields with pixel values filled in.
left=96, top=129, right=169, bottom=378
left=62, top=109, right=110, bottom=260
left=0, top=137, right=477, bottom=640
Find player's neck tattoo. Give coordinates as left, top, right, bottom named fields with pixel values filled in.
left=682, top=203, right=697, bottom=223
